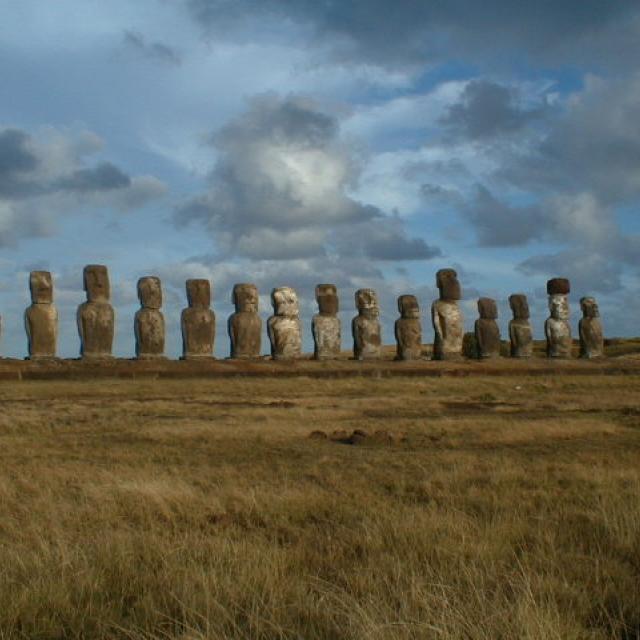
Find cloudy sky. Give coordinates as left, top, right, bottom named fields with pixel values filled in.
left=1, top=0, right=639, bottom=357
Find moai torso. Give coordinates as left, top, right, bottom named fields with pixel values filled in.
left=25, top=271, right=58, bottom=359
left=432, top=268, right=463, bottom=360
left=474, top=297, right=501, bottom=359
left=395, top=294, right=422, bottom=360
left=135, top=276, right=165, bottom=359
left=228, top=284, right=262, bottom=359
left=579, top=296, right=604, bottom=358
left=312, top=284, right=341, bottom=360
left=352, top=288, right=381, bottom=360
left=268, top=287, right=302, bottom=360
left=545, top=278, right=572, bottom=358
left=508, top=294, right=532, bottom=358
left=77, top=265, right=115, bottom=359
left=181, top=279, right=215, bottom=359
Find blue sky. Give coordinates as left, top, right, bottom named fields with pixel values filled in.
left=1, top=0, right=639, bottom=357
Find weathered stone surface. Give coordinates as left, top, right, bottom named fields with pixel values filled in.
left=395, top=294, right=422, bottom=361
left=352, top=288, right=381, bottom=360
left=312, top=284, right=341, bottom=360
left=181, top=279, right=215, bottom=359
left=77, top=265, right=115, bottom=359
left=268, top=286, right=302, bottom=360
left=25, top=271, right=58, bottom=359
left=579, top=296, right=604, bottom=358
left=432, top=268, right=463, bottom=360
left=545, top=283, right=572, bottom=358
left=547, top=277, right=571, bottom=295
left=508, top=293, right=533, bottom=358
left=474, top=297, right=501, bottom=359
left=228, top=283, right=262, bottom=359
left=135, top=276, right=165, bottom=359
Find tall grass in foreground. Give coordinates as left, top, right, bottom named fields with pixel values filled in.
left=0, top=375, right=639, bottom=639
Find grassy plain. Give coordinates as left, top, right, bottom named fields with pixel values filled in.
left=1, top=370, right=640, bottom=639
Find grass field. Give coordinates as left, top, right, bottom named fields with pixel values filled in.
left=1, top=372, right=640, bottom=639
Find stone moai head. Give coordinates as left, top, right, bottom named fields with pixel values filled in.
left=581, top=296, right=599, bottom=318
left=547, top=278, right=570, bottom=296
left=547, top=277, right=570, bottom=321
left=83, top=265, right=110, bottom=303
left=436, top=268, right=461, bottom=301
left=30, top=271, right=53, bottom=304
left=316, top=284, right=339, bottom=316
left=186, top=279, right=210, bottom=308
left=355, top=288, right=379, bottom=318
left=509, top=294, right=530, bottom=320
left=478, top=297, right=498, bottom=320
left=398, top=294, right=419, bottom=319
left=272, top=287, right=299, bottom=317
left=137, top=276, right=162, bottom=309
left=233, top=283, right=259, bottom=313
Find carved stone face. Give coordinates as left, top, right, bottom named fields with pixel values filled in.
left=233, top=283, right=258, bottom=313
left=549, top=294, right=569, bottom=320
left=30, top=270, right=53, bottom=304
left=436, top=268, right=461, bottom=301
left=547, top=277, right=570, bottom=295
left=186, top=279, right=210, bottom=308
left=398, top=294, right=419, bottom=319
left=272, top=286, right=299, bottom=317
left=509, top=294, right=530, bottom=320
left=355, top=288, right=379, bottom=318
left=580, top=296, right=599, bottom=318
left=316, top=284, right=338, bottom=315
left=478, top=297, right=498, bottom=320
left=138, top=276, right=162, bottom=310
left=84, top=265, right=110, bottom=302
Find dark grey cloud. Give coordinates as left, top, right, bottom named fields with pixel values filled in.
left=123, top=30, right=182, bottom=66
left=56, top=162, right=132, bottom=192
left=0, top=129, right=40, bottom=197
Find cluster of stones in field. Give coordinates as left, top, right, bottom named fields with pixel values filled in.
left=11, top=266, right=604, bottom=361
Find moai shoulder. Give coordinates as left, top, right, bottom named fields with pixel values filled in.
left=135, top=276, right=165, bottom=359
left=474, top=297, right=501, bottom=359
left=181, top=279, right=215, bottom=359
left=579, top=296, right=604, bottom=358
left=228, top=283, right=262, bottom=359
left=268, top=286, right=302, bottom=360
left=431, top=268, right=463, bottom=360
left=508, top=293, right=532, bottom=358
left=77, top=264, right=115, bottom=359
left=312, top=284, right=341, bottom=360
left=25, top=270, right=58, bottom=360
left=545, top=277, right=572, bottom=358
left=395, top=294, right=422, bottom=361
left=352, top=288, right=381, bottom=360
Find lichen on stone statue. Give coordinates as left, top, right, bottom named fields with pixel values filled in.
left=545, top=277, right=572, bottom=358
left=352, top=288, right=381, bottom=360
left=228, top=283, right=262, bottom=359
left=268, top=286, right=302, bottom=360
left=474, top=297, right=501, bottom=359
left=508, top=293, right=532, bottom=358
left=431, top=268, right=463, bottom=360
left=77, top=265, right=115, bottom=359
left=312, top=284, right=341, bottom=360
left=134, top=276, right=165, bottom=359
left=25, top=270, right=58, bottom=360
left=181, top=279, right=215, bottom=359
left=579, top=296, right=604, bottom=359
left=395, top=294, right=422, bottom=360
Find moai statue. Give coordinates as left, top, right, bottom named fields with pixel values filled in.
left=77, top=265, right=115, bottom=359
left=474, top=297, right=501, bottom=359
left=545, top=277, right=572, bottom=358
left=25, top=271, right=58, bottom=359
left=134, top=276, right=165, bottom=359
left=312, top=284, right=341, bottom=360
left=579, top=296, right=604, bottom=358
left=395, top=294, right=422, bottom=361
left=508, top=294, right=533, bottom=358
left=181, top=279, right=215, bottom=359
left=268, top=287, right=302, bottom=360
left=352, top=288, right=382, bottom=360
left=228, top=283, right=262, bottom=359
left=432, top=268, right=463, bottom=360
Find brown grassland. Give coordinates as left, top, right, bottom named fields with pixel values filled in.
left=1, top=354, right=640, bottom=638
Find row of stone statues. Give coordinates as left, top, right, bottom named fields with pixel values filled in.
left=12, top=266, right=604, bottom=360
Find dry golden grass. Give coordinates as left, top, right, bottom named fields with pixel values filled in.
left=1, top=373, right=639, bottom=639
